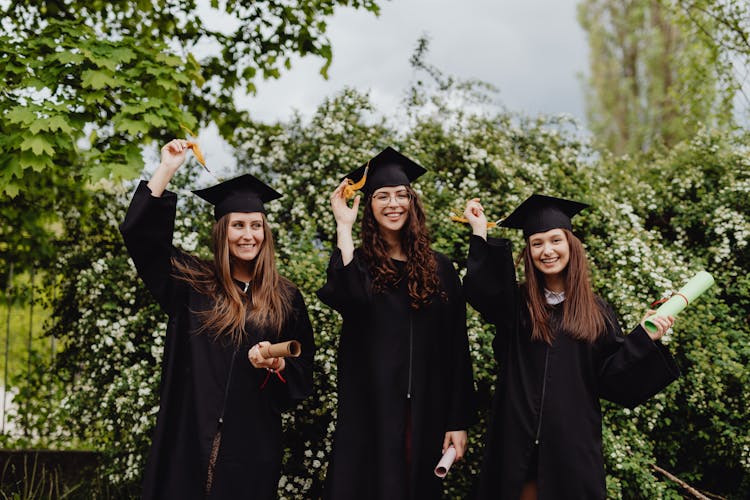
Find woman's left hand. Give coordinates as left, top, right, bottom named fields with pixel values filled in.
left=640, top=310, right=675, bottom=341
left=248, top=341, right=286, bottom=371
left=442, top=430, right=468, bottom=461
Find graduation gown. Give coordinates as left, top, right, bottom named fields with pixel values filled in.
left=464, top=236, right=680, bottom=500
left=120, top=181, right=315, bottom=500
left=317, top=248, right=476, bottom=500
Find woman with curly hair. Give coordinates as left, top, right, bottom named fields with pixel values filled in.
left=317, top=147, right=476, bottom=499
left=120, top=139, right=315, bottom=499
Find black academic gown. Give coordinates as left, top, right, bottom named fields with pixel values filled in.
left=464, top=236, right=680, bottom=500
left=120, top=181, right=315, bottom=500
left=317, top=248, right=476, bottom=500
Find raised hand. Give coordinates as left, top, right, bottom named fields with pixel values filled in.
left=464, top=198, right=488, bottom=240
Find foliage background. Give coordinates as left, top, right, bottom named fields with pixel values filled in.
left=1, top=0, right=749, bottom=499
left=5, top=82, right=749, bottom=498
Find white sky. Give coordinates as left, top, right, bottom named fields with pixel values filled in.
left=192, top=0, right=591, bottom=172
left=227, top=0, right=589, bottom=124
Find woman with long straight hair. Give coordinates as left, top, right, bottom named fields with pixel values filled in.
left=317, top=147, right=476, bottom=499
left=462, top=194, right=680, bottom=500
left=120, top=139, right=315, bottom=499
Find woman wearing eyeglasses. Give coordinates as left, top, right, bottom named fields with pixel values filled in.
left=317, top=147, right=476, bottom=499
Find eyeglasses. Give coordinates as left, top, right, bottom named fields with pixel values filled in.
left=372, top=191, right=412, bottom=206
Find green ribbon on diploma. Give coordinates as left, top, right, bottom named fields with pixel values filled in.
left=644, top=271, right=715, bottom=334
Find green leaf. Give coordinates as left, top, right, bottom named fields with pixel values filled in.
left=155, top=52, right=182, bottom=67
left=109, top=47, right=137, bottom=64
left=20, top=135, right=55, bottom=156
left=81, top=69, right=117, bottom=89
left=6, top=107, right=37, bottom=125
left=28, top=116, right=73, bottom=134
left=19, top=151, right=55, bottom=172
left=4, top=60, right=29, bottom=76
left=55, top=51, right=85, bottom=65
left=47, top=115, right=75, bottom=134
left=1, top=182, right=20, bottom=197
left=143, top=112, right=167, bottom=128
left=114, top=118, right=151, bottom=136
left=186, top=52, right=201, bottom=72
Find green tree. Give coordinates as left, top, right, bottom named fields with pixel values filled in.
left=0, top=0, right=381, bottom=286
left=12, top=83, right=749, bottom=497
left=7, top=42, right=749, bottom=498
left=577, top=0, right=745, bottom=155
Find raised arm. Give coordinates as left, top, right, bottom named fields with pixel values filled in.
left=119, top=140, right=190, bottom=311
left=462, top=198, right=517, bottom=325
left=147, top=139, right=190, bottom=196
left=330, top=178, right=360, bottom=266
left=317, top=180, right=373, bottom=314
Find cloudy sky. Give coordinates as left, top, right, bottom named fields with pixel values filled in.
left=193, top=0, right=591, bottom=171
left=231, top=0, right=590, bottom=123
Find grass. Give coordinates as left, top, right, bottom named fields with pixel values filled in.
left=0, top=270, right=57, bottom=434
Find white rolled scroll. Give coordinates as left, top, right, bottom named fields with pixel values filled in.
left=434, top=446, right=457, bottom=478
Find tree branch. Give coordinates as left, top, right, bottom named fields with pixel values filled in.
left=651, top=464, right=724, bottom=500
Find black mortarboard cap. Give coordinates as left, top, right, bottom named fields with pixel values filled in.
left=192, top=173, right=282, bottom=220
left=500, top=194, right=589, bottom=238
left=345, top=146, right=427, bottom=196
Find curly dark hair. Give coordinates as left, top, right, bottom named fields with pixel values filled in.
left=360, top=186, right=445, bottom=309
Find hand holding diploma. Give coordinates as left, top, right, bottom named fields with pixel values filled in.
left=643, top=271, right=715, bottom=335
left=434, top=446, right=457, bottom=478
left=247, top=341, right=301, bottom=372
left=640, top=310, right=675, bottom=341
left=259, top=340, right=301, bottom=359
left=436, top=430, right=466, bottom=477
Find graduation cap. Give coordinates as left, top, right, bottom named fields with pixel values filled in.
left=344, top=146, right=427, bottom=196
left=193, top=173, right=282, bottom=220
left=500, top=194, right=589, bottom=238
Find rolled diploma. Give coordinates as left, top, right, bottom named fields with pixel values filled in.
left=259, top=340, right=302, bottom=359
left=434, top=446, right=457, bottom=478
left=643, top=271, right=715, bottom=333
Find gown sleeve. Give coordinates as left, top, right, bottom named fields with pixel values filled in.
left=119, top=180, right=182, bottom=314
left=463, top=236, right=517, bottom=325
left=441, top=256, right=477, bottom=431
left=316, top=247, right=372, bottom=315
left=268, top=287, right=316, bottom=409
left=594, top=302, right=681, bottom=408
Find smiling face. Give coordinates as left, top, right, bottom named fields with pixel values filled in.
left=227, top=212, right=265, bottom=262
left=370, top=185, right=411, bottom=234
left=529, top=228, right=570, bottom=287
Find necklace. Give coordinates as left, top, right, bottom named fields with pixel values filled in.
left=242, top=281, right=250, bottom=293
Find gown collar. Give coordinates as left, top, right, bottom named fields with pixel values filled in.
left=544, top=288, right=565, bottom=305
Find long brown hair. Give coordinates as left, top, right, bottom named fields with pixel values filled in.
left=521, top=229, right=608, bottom=344
left=360, top=186, right=445, bottom=309
left=172, top=213, right=293, bottom=345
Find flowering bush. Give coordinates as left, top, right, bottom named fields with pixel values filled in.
left=8, top=88, right=749, bottom=498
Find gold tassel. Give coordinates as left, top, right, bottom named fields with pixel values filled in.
left=343, top=161, right=369, bottom=199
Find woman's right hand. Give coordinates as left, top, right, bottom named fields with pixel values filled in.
left=331, top=179, right=360, bottom=229
left=148, top=139, right=190, bottom=197
left=331, top=179, right=358, bottom=265
left=160, top=139, right=190, bottom=171
left=464, top=198, right=488, bottom=240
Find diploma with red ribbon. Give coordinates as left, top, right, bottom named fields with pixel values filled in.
left=644, top=271, right=715, bottom=334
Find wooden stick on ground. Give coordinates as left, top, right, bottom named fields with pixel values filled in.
left=651, top=464, right=722, bottom=500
